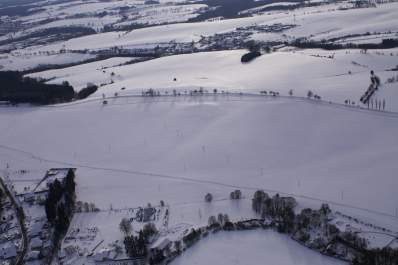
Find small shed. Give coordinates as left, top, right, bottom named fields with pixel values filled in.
left=93, top=248, right=117, bottom=262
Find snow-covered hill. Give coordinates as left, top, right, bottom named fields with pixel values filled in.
left=1, top=0, right=398, bottom=264
left=16, top=1, right=398, bottom=53
left=1, top=96, right=397, bottom=223
left=28, top=48, right=398, bottom=111
left=1, top=94, right=398, bottom=263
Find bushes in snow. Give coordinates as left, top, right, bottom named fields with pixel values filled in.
left=119, top=218, right=132, bottom=236
left=241, top=51, right=261, bottom=63
left=230, top=190, right=242, bottom=200
left=307, top=90, right=321, bottom=100
left=75, top=201, right=99, bottom=213
left=252, top=191, right=297, bottom=232
left=122, top=223, right=159, bottom=260
left=124, top=231, right=147, bottom=257
left=142, top=223, right=158, bottom=242
left=183, top=228, right=202, bottom=247
left=76, top=83, right=98, bottom=99
left=252, top=190, right=270, bottom=214
left=204, top=193, right=213, bottom=202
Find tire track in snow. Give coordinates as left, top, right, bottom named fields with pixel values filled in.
left=0, top=143, right=398, bottom=222
left=3, top=93, right=398, bottom=118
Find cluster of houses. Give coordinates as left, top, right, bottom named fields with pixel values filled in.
left=4, top=168, right=75, bottom=264
left=24, top=218, right=53, bottom=263
left=236, top=23, right=296, bottom=33
left=0, top=214, right=21, bottom=264
left=134, top=206, right=157, bottom=223
left=89, top=41, right=196, bottom=57
left=0, top=197, right=20, bottom=263
left=21, top=22, right=296, bottom=61
left=199, top=23, right=295, bottom=50
left=58, top=203, right=167, bottom=264
left=199, top=30, right=251, bottom=50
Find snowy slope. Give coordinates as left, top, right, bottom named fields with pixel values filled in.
left=27, top=57, right=138, bottom=91
left=172, top=230, right=343, bottom=265
left=2, top=0, right=207, bottom=44
left=2, top=94, right=398, bottom=263
left=28, top=49, right=398, bottom=111
left=1, top=96, right=397, bottom=229
left=2, top=0, right=398, bottom=262
left=18, top=2, right=398, bottom=53
left=0, top=52, right=96, bottom=71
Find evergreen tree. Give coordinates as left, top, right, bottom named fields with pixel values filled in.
left=45, top=198, right=56, bottom=223
left=119, top=218, right=132, bottom=236
left=64, top=169, right=76, bottom=194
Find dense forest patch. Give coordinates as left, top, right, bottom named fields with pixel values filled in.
left=0, top=71, right=76, bottom=104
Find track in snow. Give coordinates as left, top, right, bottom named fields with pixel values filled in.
left=0, top=142, right=397, bottom=223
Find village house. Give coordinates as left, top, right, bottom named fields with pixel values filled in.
left=93, top=248, right=118, bottom=262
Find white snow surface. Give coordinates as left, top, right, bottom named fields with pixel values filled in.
left=0, top=52, right=96, bottom=71
left=172, top=230, right=344, bottom=265
left=5, top=0, right=207, bottom=41
left=2, top=94, right=398, bottom=262
left=18, top=2, right=398, bottom=53
left=1, top=96, right=398, bottom=230
left=28, top=49, right=398, bottom=111
left=28, top=57, right=138, bottom=91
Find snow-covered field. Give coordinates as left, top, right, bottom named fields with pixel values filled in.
left=28, top=48, right=398, bottom=111
left=5, top=1, right=398, bottom=74
left=2, top=0, right=398, bottom=263
left=16, top=2, right=398, bottom=53
left=28, top=56, right=138, bottom=91
left=2, top=95, right=398, bottom=262
left=113, top=4, right=208, bottom=27
left=0, top=52, right=96, bottom=71
left=1, top=96, right=398, bottom=224
left=172, top=230, right=344, bottom=265
left=0, top=0, right=208, bottom=46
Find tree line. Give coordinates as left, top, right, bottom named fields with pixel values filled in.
left=0, top=71, right=97, bottom=104
left=0, top=188, right=4, bottom=217
left=44, top=169, right=76, bottom=239
left=122, top=222, right=158, bottom=258
left=293, top=38, right=398, bottom=50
